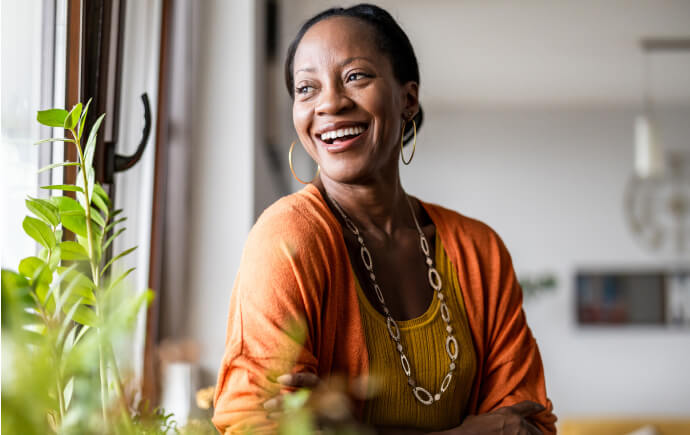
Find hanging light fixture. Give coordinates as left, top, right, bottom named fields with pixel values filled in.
left=634, top=39, right=666, bottom=179
left=625, top=38, right=690, bottom=257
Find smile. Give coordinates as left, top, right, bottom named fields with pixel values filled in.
left=320, top=125, right=366, bottom=144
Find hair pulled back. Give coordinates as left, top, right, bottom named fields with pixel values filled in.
left=284, top=3, right=423, bottom=145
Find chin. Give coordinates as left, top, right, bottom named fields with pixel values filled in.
left=320, top=160, right=372, bottom=185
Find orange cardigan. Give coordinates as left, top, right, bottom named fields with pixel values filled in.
left=213, top=184, right=556, bottom=434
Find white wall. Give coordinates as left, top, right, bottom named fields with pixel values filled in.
left=187, top=0, right=256, bottom=379
left=401, top=105, right=690, bottom=417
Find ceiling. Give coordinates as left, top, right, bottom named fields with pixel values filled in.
left=287, top=0, right=690, bottom=108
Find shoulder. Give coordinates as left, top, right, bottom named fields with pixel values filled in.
left=243, top=185, right=338, bottom=263
left=422, top=200, right=508, bottom=255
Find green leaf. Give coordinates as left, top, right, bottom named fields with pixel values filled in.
left=63, top=377, right=74, bottom=410
left=37, top=108, right=68, bottom=128
left=48, top=246, right=61, bottom=270
left=101, top=246, right=137, bottom=277
left=74, top=324, right=91, bottom=345
left=59, top=296, right=85, bottom=340
left=44, top=264, right=78, bottom=314
left=90, top=207, right=106, bottom=228
left=78, top=98, right=92, bottom=140
left=105, top=216, right=127, bottom=234
left=33, top=137, right=75, bottom=145
left=53, top=197, right=88, bottom=237
left=64, top=103, right=82, bottom=130
left=106, top=267, right=135, bottom=292
left=41, top=184, right=84, bottom=193
left=50, top=264, right=80, bottom=313
left=92, top=183, right=111, bottom=213
left=103, top=227, right=126, bottom=252
left=25, top=197, right=60, bottom=227
left=22, top=216, right=56, bottom=249
left=92, top=190, right=109, bottom=216
left=59, top=241, right=89, bottom=261
left=1, top=269, right=33, bottom=329
left=72, top=305, right=97, bottom=326
left=84, top=113, right=105, bottom=170
left=86, top=166, right=95, bottom=204
left=36, top=282, right=52, bottom=308
left=18, top=258, right=53, bottom=309
left=68, top=282, right=96, bottom=305
left=37, top=161, right=79, bottom=173
left=1, top=268, right=30, bottom=291
left=93, top=183, right=110, bottom=203
left=60, top=210, right=87, bottom=238
left=18, top=257, right=52, bottom=286
left=74, top=232, right=102, bottom=264
left=56, top=267, right=96, bottom=298
left=51, top=195, right=83, bottom=213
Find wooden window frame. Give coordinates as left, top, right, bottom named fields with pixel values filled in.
left=63, top=0, right=172, bottom=406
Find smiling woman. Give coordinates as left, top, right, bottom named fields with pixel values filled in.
left=213, top=4, right=556, bottom=435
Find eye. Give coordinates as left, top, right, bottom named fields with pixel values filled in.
left=346, top=72, right=368, bottom=82
left=296, top=85, right=314, bottom=95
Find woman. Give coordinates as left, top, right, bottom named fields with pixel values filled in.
left=213, top=4, right=556, bottom=434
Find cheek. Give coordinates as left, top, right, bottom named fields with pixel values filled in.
left=292, top=104, right=319, bottom=159
left=366, top=88, right=401, bottom=144
left=292, top=105, right=311, bottom=138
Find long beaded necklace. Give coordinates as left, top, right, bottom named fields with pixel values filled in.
left=327, top=192, right=459, bottom=405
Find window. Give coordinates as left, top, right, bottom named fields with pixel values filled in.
left=1, top=0, right=66, bottom=270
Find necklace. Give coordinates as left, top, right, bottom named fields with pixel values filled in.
left=326, top=192, right=458, bottom=405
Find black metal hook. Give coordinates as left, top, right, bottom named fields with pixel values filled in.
left=111, top=93, right=151, bottom=174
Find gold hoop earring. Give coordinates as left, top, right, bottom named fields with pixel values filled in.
left=289, top=141, right=320, bottom=184
left=400, top=119, right=417, bottom=165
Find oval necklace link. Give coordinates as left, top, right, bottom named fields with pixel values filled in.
left=326, top=192, right=460, bottom=405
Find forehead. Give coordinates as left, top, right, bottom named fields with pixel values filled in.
left=293, top=16, right=383, bottom=71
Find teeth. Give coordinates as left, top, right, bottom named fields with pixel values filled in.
left=320, top=125, right=365, bottom=141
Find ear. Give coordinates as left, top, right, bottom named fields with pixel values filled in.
left=400, top=81, right=420, bottom=120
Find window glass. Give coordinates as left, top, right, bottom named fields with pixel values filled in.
left=0, top=1, right=66, bottom=270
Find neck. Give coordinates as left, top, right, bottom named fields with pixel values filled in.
left=316, top=171, right=414, bottom=239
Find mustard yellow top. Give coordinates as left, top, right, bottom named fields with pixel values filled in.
left=355, top=233, right=477, bottom=431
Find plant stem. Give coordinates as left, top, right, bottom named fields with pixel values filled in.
left=71, top=128, right=109, bottom=425
left=97, top=316, right=109, bottom=425
left=70, top=129, right=99, bottom=288
left=106, top=343, right=135, bottom=433
left=55, top=368, right=66, bottom=425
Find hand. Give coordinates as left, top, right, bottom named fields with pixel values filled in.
left=452, top=401, right=545, bottom=435
left=263, top=372, right=321, bottom=419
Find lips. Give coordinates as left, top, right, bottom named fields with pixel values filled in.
left=315, top=122, right=368, bottom=152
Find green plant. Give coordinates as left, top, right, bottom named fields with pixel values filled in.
left=1, top=101, right=157, bottom=434
left=1, top=101, right=364, bottom=435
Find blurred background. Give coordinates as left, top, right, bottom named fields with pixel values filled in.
left=2, top=0, right=689, bottom=431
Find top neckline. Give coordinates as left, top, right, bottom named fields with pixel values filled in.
left=302, top=183, right=447, bottom=329
left=352, top=232, right=444, bottom=330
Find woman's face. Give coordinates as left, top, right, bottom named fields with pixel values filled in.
left=292, top=17, right=418, bottom=185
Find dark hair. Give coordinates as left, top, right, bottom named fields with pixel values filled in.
left=284, top=3, right=423, bottom=145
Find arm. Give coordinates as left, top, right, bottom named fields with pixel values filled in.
left=471, top=231, right=556, bottom=434
left=213, top=218, right=323, bottom=434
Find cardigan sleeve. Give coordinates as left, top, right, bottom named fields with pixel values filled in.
left=212, top=207, right=323, bottom=434
left=474, top=230, right=557, bottom=434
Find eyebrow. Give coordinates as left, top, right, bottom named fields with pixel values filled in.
left=294, top=56, right=374, bottom=75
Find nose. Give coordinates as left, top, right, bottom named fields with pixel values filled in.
left=315, top=83, right=352, bottom=116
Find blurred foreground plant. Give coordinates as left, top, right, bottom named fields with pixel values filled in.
left=1, top=101, right=369, bottom=435
left=0, top=102, right=211, bottom=435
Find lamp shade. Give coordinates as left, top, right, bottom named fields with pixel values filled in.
left=634, top=115, right=665, bottom=178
